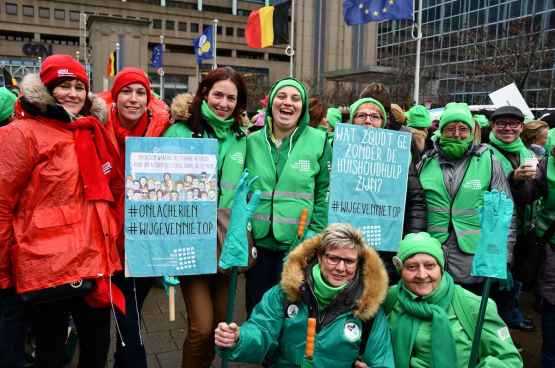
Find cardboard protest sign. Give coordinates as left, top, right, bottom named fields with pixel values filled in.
left=489, top=83, right=534, bottom=119
left=124, top=137, right=217, bottom=276
left=329, top=124, right=411, bottom=252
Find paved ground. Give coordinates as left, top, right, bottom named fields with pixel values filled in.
left=61, top=274, right=544, bottom=367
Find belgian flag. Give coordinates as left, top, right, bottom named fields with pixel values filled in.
left=106, top=50, right=117, bottom=76
left=246, top=1, right=289, bottom=49
left=2, top=67, right=17, bottom=89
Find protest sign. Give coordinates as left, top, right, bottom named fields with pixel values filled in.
left=124, top=137, right=218, bottom=276
left=489, top=83, right=534, bottom=119
left=328, top=123, right=411, bottom=252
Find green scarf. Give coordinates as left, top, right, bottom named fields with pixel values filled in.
left=439, top=136, right=473, bottom=160
left=489, top=132, right=525, bottom=153
left=201, top=100, right=235, bottom=140
left=391, top=273, right=457, bottom=368
left=312, top=264, right=348, bottom=310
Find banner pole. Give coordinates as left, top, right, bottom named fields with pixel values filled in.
left=221, top=266, right=238, bottom=368
left=160, top=35, right=164, bottom=100
left=213, top=19, right=218, bottom=69
left=413, top=0, right=423, bottom=106
left=289, top=0, right=295, bottom=77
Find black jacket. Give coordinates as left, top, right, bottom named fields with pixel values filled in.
left=385, top=112, right=422, bottom=164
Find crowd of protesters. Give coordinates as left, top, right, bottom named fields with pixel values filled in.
left=0, top=56, right=554, bottom=368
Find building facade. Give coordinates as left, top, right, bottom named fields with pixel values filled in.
left=0, top=0, right=378, bottom=109
left=376, top=0, right=555, bottom=107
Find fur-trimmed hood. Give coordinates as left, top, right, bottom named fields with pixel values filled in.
left=18, top=73, right=108, bottom=125
left=170, top=92, right=193, bottom=122
left=280, top=234, right=389, bottom=321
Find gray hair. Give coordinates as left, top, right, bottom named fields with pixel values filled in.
left=318, top=223, right=367, bottom=257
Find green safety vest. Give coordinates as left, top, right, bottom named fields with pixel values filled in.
left=218, top=137, right=247, bottom=209
left=246, top=127, right=327, bottom=244
left=420, top=152, right=492, bottom=254
left=535, top=155, right=555, bottom=242
left=488, top=144, right=533, bottom=236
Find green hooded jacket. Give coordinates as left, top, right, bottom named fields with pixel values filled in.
left=246, top=78, right=333, bottom=251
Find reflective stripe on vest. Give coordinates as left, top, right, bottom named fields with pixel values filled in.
left=489, top=144, right=534, bottom=236
left=536, top=159, right=555, bottom=242
left=247, top=127, right=326, bottom=244
left=420, top=152, right=492, bottom=254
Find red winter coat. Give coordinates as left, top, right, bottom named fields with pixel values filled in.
left=97, top=90, right=172, bottom=264
left=0, top=74, right=123, bottom=292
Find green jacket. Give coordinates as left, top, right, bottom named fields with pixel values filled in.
left=385, top=286, right=522, bottom=368
left=246, top=78, right=333, bottom=251
left=544, top=128, right=555, bottom=156
left=163, top=95, right=246, bottom=209
left=216, top=233, right=394, bottom=367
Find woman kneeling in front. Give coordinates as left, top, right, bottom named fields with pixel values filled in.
left=215, top=223, right=394, bottom=367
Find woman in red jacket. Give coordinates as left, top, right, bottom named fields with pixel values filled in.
left=98, top=68, right=173, bottom=368
left=0, top=55, right=122, bottom=367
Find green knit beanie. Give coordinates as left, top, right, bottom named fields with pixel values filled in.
left=326, top=107, right=342, bottom=129
left=407, top=105, right=432, bottom=128
left=0, top=87, right=17, bottom=121
left=473, top=114, right=490, bottom=128
left=349, top=98, right=388, bottom=128
left=394, top=232, right=444, bottom=273
left=439, top=102, right=474, bottom=134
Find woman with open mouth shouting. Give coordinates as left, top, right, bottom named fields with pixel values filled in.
left=244, top=78, right=333, bottom=339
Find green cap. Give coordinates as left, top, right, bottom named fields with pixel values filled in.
left=473, top=114, right=490, bottom=128
left=439, top=102, right=474, bottom=134
left=0, top=87, right=17, bottom=121
left=395, top=232, right=444, bottom=273
left=407, top=105, right=432, bottom=128
left=268, top=78, right=306, bottom=109
left=524, top=118, right=534, bottom=123
left=326, top=108, right=342, bottom=129
left=349, top=98, right=388, bottom=128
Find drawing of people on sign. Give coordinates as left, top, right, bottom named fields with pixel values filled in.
left=126, top=171, right=217, bottom=202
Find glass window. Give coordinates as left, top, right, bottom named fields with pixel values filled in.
left=226, top=27, right=234, bottom=36
left=23, top=5, right=34, bottom=17
left=237, top=28, right=245, bottom=37
left=153, top=19, right=162, bottom=29
left=55, top=9, right=65, bottom=20
left=6, top=3, right=17, bottom=15
left=203, top=24, right=210, bottom=32
left=178, top=22, right=187, bottom=31
left=166, top=20, right=174, bottom=30
left=70, top=11, right=80, bottom=21
left=217, top=26, right=222, bottom=35
left=39, top=8, right=50, bottom=18
left=191, top=23, right=199, bottom=32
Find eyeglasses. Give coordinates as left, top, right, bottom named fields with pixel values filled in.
left=355, top=113, right=382, bottom=123
left=325, top=254, right=360, bottom=268
left=494, top=121, right=521, bottom=129
left=443, top=126, right=470, bottom=135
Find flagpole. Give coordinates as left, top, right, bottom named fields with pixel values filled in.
left=115, top=43, right=120, bottom=74
left=413, top=0, right=423, bottom=106
left=213, top=19, right=218, bottom=69
left=286, top=0, right=295, bottom=77
left=159, top=35, right=165, bottom=100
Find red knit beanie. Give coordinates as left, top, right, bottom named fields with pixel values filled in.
left=40, top=55, right=89, bottom=92
left=111, top=68, right=151, bottom=104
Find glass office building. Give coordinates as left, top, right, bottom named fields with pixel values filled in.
left=376, top=0, right=555, bottom=107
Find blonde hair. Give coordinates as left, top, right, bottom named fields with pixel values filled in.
left=318, top=223, right=367, bottom=257
left=355, top=102, right=384, bottom=119
left=521, top=120, right=549, bottom=146
left=171, top=93, right=194, bottom=121
left=390, top=104, right=406, bottom=124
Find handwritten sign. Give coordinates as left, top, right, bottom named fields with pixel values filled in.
left=328, top=123, right=410, bottom=252
left=124, top=137, right=217, bottom=276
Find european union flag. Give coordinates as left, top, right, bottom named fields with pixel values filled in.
left=191, top=25, right=214, bottom=65
left=150, top=44, right=163, bottom=68
left=343, top=0, right=413, bottom=26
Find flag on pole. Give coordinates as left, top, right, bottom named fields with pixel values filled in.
left=150, top=44, right=163, bottom=68
left=106, top=50, right=117, bottom=76
left=191, top=25, right=214, bottom=65
left=2, top=67, right=18, bottom=92
left=343, top=0, right=413, bottom=26
left=246, top=1, right=289, bottom=49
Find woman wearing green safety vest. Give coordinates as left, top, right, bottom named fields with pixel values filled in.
left=356, top=233, right=522, bottom=368
left=350, top=98, right=428, bottom=286
left=417, top=102, right=517, bottom=325
left=244, top=77, right=333, bottom=320
left=163, top=67, right=248, bottom=368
